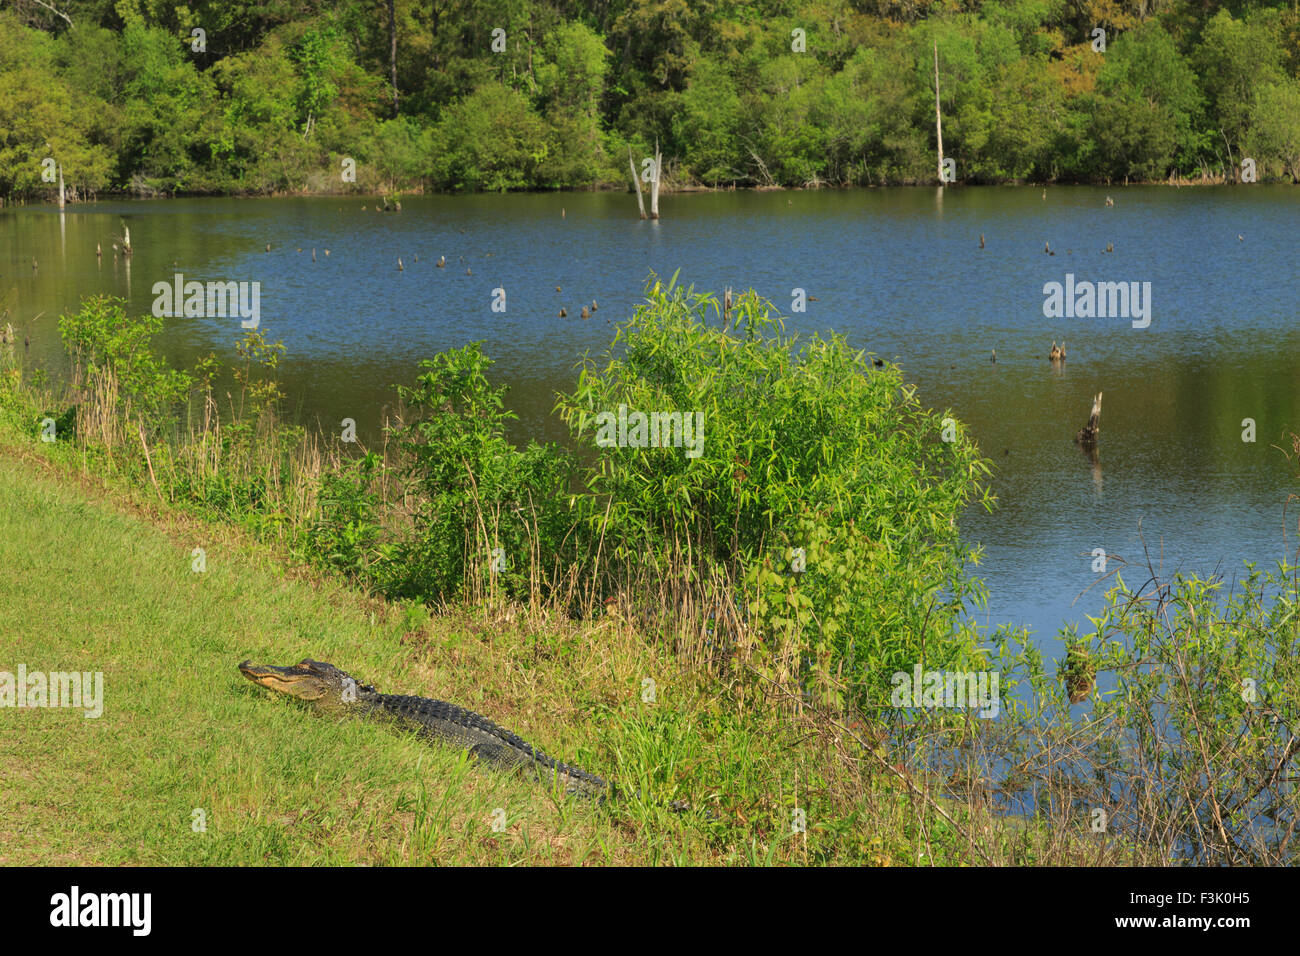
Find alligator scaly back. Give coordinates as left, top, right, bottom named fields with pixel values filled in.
left=372, top=692, right=611, bottom=799
left=238, top=659, right=625, bottom=803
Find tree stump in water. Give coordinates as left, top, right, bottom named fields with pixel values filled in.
left=1062, top=642, right=1096, bottom=704
left=628, top=147, right=647, bottom=220
left=1075, top=392, right=1102, bottom=446
left=649, top=140, right=662, bottom=219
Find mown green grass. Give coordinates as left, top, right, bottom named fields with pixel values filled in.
left=0, top=437, right=1078, bottom=865
left=0, top=450, right=698, bottom=864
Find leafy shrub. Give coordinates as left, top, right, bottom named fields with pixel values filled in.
left=429, top=82, right=549, bottom=192
left=387, top=344, right=573, bottom=602
left=58, top=295, right=192, bottom=432
left=988, top=559, right=1300, bottom=865
left=304, top=450, right=386, bottom=576
left=557, top=276, right=994, bottom=708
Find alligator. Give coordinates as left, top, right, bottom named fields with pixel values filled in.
left=238, top=658, right=694, bottom=812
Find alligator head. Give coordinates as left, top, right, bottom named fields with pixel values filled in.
left=238, top=659, right=374, bottom=713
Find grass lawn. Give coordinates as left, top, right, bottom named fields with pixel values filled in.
left=0, top=429, right=1082, bottom=865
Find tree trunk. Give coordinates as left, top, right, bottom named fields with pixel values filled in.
left=933, top=40, right=944, bottom=185
left=1076, top=392, right=1102, bottom=446
left=629, top=147, right=647, bottom=220
left=649, top=140, right=661, bottom=219
left=388, top=0, right=399, bottom=114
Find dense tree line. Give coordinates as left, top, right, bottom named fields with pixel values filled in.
left=2, top=0, right=1298, bottom=198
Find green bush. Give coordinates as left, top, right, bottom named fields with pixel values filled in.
left=304, top=450, right=386, bottom=576
left=429, top=82, right=550, bottom=192
left=58, top=295, right=193, bottom=432
left=988, top=559, right=1300, bottom=864
left=386, top=344, right=573, bottom=602
left=557, top=275, right=994, bottom=708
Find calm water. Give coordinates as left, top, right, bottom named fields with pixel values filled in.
left=4, top=187, right=1299, bottom=656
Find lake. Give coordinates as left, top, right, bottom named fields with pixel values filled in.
left=4, top=186, right=1298, bottom=657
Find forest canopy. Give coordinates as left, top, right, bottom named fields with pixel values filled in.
left=2, top=0, right=1298, bottom=198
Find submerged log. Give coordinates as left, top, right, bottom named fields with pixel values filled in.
left=1075, top=392, right=1102, bottom=446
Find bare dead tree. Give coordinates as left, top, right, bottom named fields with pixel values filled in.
left=649, top=139, right=661, bottom=219
left=933, top=39, right=945, bottom=185
left=24, top=0, right=73, bottom=27
left=628, top=147, right=646, bottom=220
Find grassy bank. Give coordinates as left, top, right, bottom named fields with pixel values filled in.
left=0, top=439, right=1067, bottom=865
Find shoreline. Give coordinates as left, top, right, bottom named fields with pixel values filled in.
left=3, top=177, right=1288, bottom=208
